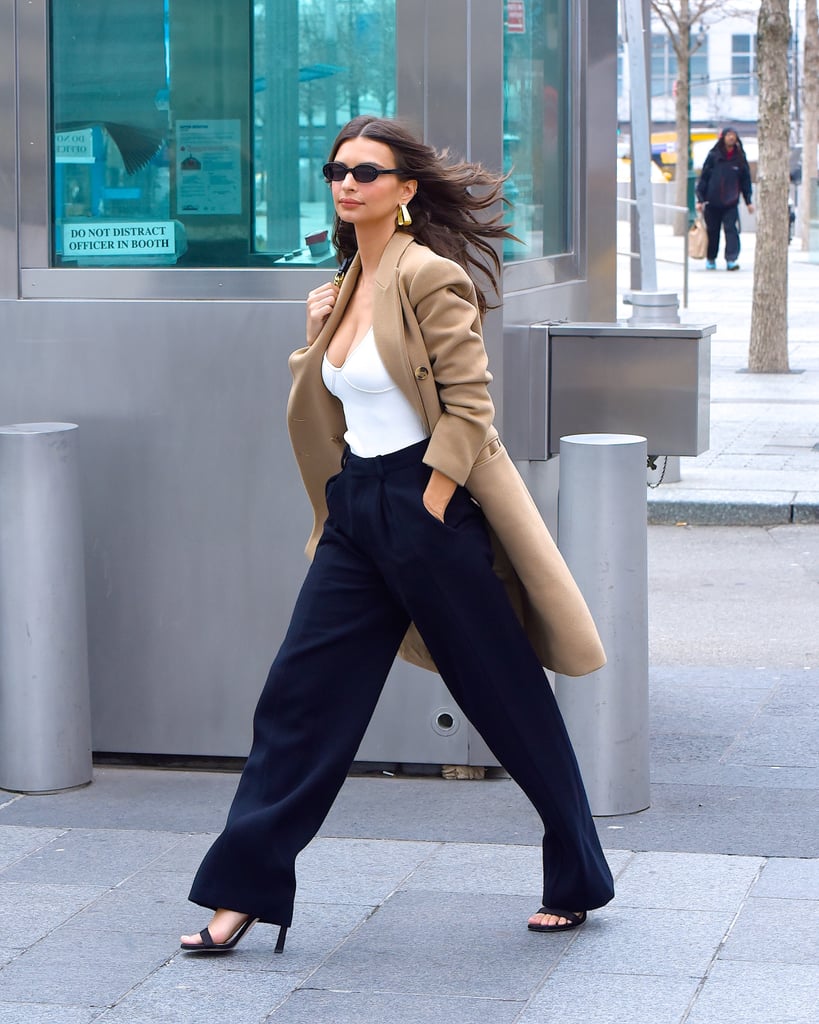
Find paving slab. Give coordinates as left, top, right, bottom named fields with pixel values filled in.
left=91, top=959, right=299, bottom=1024
left=0, top=829, right=182, bottom=886
left=685, top=961, right=819, bottom=1024
left=557, top=904, right=729, bottom=978
left=294, top=837, right=439, bottom=907
left=0, top=928, right=174, bottom=1007
left=720, top=896, right=819, bottom=965
left=517, top=967, right=701, bottom=1024
left=265, top=989, right=525, bottom=1024
left=400, top=841, right=631, bottom=896
left=610, top=851, right=763, bottom=911
left=0, top=881, right=106, bottom=948
left=0, top=1004, right=99, bottom=1024
left=750, top=857, right=819, bottom=899
left=0, top=827, right=67, bottom=871
left=308, top=890, right=569, bottom=1000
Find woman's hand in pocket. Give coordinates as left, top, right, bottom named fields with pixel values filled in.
left=422, top=468, right=457, bottom=523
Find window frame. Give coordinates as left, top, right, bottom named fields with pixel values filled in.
left=19, top=0, right=583, bottom=301
left=731, top=33, right=758, bottom=98
left=501, top=0, right=583, bottom=294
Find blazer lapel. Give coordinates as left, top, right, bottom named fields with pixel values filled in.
left=372, top=233, right=418, bottom=405
left=310, top=253, right=362, bottom=356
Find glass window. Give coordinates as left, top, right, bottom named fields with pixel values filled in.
left=650, top=33, right=677, bottom=98
left=50, top=0, right=396, bottom=269
left=690, top=35, right=708, bottom=98
left=732, top=34, right=757, bottom=97
left=503, top=0, right=571, bottom=261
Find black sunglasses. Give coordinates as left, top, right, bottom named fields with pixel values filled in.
left=322, top=161, right=403, bottom=184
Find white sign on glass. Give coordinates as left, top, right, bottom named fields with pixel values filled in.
left=175, top=119, right=242, bottom=215
left=55, top=129, right=95, bottom=164
left=62, top=221, right=176, bottom=256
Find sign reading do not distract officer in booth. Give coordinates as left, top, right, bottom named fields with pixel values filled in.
left=63, top=221, right=175, bottom=255
left=59, top=221, right=186, bottom=265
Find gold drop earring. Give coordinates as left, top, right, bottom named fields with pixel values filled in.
left=397, top=202, right=412, bottom=227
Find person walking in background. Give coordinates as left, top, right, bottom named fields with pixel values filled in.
left=695, top=126, right=754, bottom=271
left=179, top=116, right=614, bottom=956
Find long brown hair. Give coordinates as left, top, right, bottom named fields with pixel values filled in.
left=328, top=116, right=514, bottom=316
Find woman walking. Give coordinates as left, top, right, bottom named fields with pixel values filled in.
left=695, top=126, right=754, bottom=270
left=180, top=116, right=614, bottom=955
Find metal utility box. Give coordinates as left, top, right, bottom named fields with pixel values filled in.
left=549, top=323, right=713, bottom=456
left=504, top=322, right=714, bottom=461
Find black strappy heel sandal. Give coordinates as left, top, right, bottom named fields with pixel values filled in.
left=527, top=908, right=587, bottom=933
left=180, top=916, right=259, bottom=952
left=181, top=917, right=288, bottom=953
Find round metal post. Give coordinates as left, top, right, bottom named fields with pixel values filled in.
left=0, top=423, right=92, bottom=792
left=555, top=434, right=650, bottom=815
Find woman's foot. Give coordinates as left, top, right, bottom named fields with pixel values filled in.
left=180, top=908, right=251, bottom=949
left=527, top=907, right=587, bottom=932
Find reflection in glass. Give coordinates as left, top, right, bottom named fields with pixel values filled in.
left=503, top=0, right=570, bottom=261
left=253, top=0, right=396, bottom=263
left=50, top=0, right=395, bottom=269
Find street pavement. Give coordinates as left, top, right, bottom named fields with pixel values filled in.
left=0, top=231, right=816, bottom=1022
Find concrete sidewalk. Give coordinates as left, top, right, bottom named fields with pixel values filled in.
left=617, top=228, right=819, bottom=525
left=1, top=522, right=817, bottom=1024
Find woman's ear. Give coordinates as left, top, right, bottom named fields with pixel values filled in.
left=401, top=179, right=418, bottom=205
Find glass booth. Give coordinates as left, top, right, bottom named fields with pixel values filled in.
left=1, top=0, right=616, bottom=761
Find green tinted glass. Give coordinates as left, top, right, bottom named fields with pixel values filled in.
left=50, top=0, right=396, bottom=269
left=503, top=0, right=570, bottom=260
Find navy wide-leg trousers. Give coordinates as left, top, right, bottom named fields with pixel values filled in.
left=189, top=440, right=614, bottom=926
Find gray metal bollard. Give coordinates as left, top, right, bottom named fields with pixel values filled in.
left=623, top=290, right=680, bottom=324
left=555, top=434, right=650, bottom=816
left=0, top=423, right=92, bottom=792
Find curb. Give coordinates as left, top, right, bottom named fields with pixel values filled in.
left=647, top=498, right=819, bottom=526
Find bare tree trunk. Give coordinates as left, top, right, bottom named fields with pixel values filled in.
left=749, top=0, right=791, bottom=373
left=672, top=0, right=691, bottom=236
left=800, top=0, right=819, bottom=249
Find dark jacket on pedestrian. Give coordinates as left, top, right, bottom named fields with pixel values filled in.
left=696, top=128, right=753, bottom=209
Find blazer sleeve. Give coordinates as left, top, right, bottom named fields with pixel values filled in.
left=407, top=257, right=495, bottom=486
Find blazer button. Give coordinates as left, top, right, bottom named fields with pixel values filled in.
left=414, top=366, right=430, bottom=380
left=330, top=434, right=343, bottom=444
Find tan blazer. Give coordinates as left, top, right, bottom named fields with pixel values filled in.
left=287, top=232, right=606, bottom=677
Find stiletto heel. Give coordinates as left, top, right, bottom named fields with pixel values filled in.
left=274, top=924, right=288, bottom=954
left=180, top=916, right=259, bottom=952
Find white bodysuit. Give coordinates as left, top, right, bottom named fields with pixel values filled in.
left=321, top=327, right=429, bottom=457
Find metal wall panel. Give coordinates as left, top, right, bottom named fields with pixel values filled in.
left=0, top=297, right=309, bottom=755
left=0, top=1, right=18, bottom=298
left=17, top=0, right=49, bottom=270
